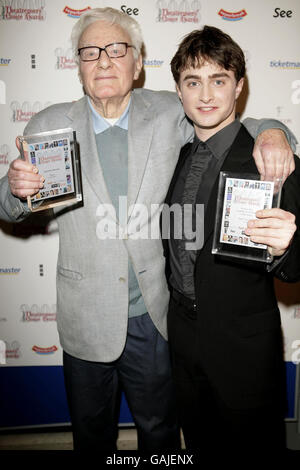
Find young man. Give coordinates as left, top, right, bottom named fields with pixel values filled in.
left=163, top=26, right=300, bottom=455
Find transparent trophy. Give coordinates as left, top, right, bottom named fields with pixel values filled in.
left=18, top=128, right=82, bottom=212
left=212, top=172, right=282, bottom=263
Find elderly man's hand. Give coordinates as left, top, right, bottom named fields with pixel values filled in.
left=245, top=208, right=296, bottom=257
left=8, top=137, right=44, bottom=199
left=253, top=129, right=295, bottom=183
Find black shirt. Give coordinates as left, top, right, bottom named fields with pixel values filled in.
left=168, top=119, right=241, bottom=299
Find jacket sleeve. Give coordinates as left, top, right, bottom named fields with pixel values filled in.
left=242, top=117, right=297, bottom=151
left=0, top=174, right=31, bottom=222
left=0, top=110, right=45, bottom=223
left=272, top=155, right=300, bottom=282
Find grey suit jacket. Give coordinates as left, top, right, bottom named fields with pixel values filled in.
left=0, top=89, right=296, bottom=362
left=0, top=90, right=194, bottom=361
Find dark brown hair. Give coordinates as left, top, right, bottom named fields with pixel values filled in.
left=171, top=25, right=245, bottom=84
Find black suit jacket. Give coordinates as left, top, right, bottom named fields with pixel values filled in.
left=163, top=125, right=300, bottom=410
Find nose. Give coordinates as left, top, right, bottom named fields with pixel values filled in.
left=96, top=49, right=112, bottom=69
left=199, top=83, right=213, bottom=103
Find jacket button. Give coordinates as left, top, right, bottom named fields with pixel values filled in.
left=119, top=277, right=126, bottom=282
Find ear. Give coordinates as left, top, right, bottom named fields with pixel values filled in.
left=176, top=83, right=182, bottom=101
left=134, top=54, right=143, bottom=81
left=78, top=67, right=83, bottom=84
left=235, top=77, right=244, bottom=100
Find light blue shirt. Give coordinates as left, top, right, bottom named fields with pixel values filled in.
left=87, top=96, right=130, bottom=134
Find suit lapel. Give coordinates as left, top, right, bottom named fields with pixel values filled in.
left=126, top=91, right=156, bottom=220
left=66, top=97, right=116, bottom=217
left=164, top=143, right=192, bottom=206
left=200, top=125, right=257, bottom=249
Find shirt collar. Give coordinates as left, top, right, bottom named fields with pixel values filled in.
left=192, top=118, right=241, bottom=160
left=87, top=96, right=131, bottom=134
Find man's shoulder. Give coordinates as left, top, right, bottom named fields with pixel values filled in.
left=132, top=88, right=181, bottom=110
left=32, top=97, right=86, bottom=121
left=24, top=97, right=86, bottom=134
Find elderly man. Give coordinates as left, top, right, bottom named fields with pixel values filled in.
left=0, top=8, right=297, bottom=452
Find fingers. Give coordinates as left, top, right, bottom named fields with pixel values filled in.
left=251, top=208, right=295, bottom=222
left=245, top=208, right=296, bottom=254
left=8, top=158, right=44, bottom=199
left=253, top=129, right=294, bottom=183
left=252, top=146, right=265, bottom=178
left=15, top=136, right=21, bottom=152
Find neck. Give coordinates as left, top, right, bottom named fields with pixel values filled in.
left=194, top=112, right=236, bottom=142
left=90, top=92, right=131, bottom=118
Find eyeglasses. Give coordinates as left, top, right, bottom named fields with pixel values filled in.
left=78, top=42, right=136, bottom=61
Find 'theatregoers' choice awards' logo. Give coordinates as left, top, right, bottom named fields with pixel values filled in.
left=156, top=0, right=201, bottom=23
left=0, top=0, right=46, bottom=20
left=5, top=341, right=21, bottom=359
left=55, top=48, right=77, bottom=70
left=21, top=303, right=57, bottom=322
left=10, top=101, right=51, bottom=122
left=0, top=144, right=10, bottom=165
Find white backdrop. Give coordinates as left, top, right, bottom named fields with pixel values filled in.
left=0, top=0, right=299, bottom=369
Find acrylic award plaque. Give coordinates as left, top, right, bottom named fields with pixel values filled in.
left=18, top=128, right=82, bottom=212
left=211, top=172, right=282, bottom=263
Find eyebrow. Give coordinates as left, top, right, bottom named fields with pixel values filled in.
left=182, top=72, right=230, bottom=81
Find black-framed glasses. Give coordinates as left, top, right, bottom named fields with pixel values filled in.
left=78, top=42, right=136, bottom=61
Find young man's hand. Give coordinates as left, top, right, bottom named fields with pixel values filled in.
left=245, top=208, right=296, bottom=256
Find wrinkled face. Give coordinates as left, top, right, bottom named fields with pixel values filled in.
left=78, top=20, right=142, bottom=108
left=176, top=60, right=244, bottom=140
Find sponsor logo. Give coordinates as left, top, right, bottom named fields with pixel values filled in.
left=218, top=9, right=247, bottom=21
left=270, top=60, right=300, bottom=69
left=243, top=50, right=251, bottom=71
left=291, top=340, right=300, bottom=364
left=0, top=0, right=46, bottom=21
left=0, top=80, right=6, bottom=104
left=32, top=345, right=58, bottom=354
left=10, top=101, right=51, bottom=122
left=275, top=106, right=292, bottom=127
left=0, top=144, right=10, bottom=165
left=294, top=306, right=300, bottom=319
left=121, top=5, right=139, bottom=16
left=21, top=303, right=57, bottom=322
left=143, top=59, right=164, bottom=68
left=0, top=340, right=6, bottom=364
left=156, top=0, right=201, bottom=23
left=0, top=58, right=11, bottom=66
left=31, top=54, right=36, bottom=69
left=291, top=80, right=300, bottom=104
left=0, top=267, right=21, bottom=275
left=63, top=6, right=91, bottom=18
left=273, top=8, right=293, bottom=18
left=5, top=341, right=21, bottom=359
left=54, top=48, right=77, bottom=70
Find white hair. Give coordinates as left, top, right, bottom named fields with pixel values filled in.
left=71, top=7, right=144, bottom=63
